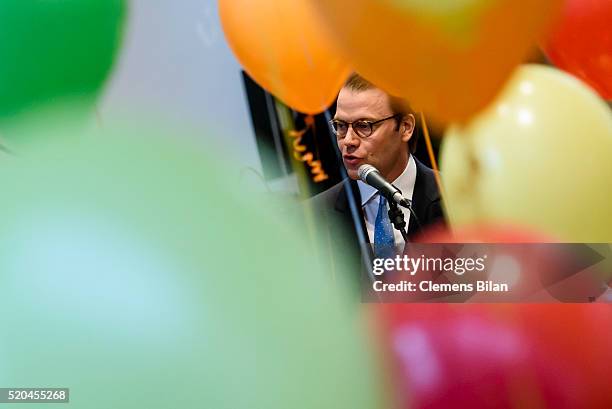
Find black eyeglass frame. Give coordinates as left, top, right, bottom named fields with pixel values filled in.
left=329, top=114, right=400, bottom=139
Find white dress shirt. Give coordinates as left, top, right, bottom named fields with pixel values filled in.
left=357, top=155, right=417, bottom=245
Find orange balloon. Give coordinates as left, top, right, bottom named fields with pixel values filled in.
left=310, top=0, right=563, bottom=124
left=219, top=0, right=351, bottom=114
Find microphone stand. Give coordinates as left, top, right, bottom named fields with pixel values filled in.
left=400, top=200, right=423, bottom=234
left=388, top=198, right=424, bottom=242
left=387, top=199, right=409, bottom=242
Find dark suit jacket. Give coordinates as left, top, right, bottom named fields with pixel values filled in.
left=307, top=158, right=445, bottom=285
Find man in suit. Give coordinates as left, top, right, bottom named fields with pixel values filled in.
left=308, top=73, right=444, bottom=281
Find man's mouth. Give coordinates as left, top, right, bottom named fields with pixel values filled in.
left=343, top=155, right=362, bottom=167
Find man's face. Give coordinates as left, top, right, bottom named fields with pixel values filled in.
left=335, top=87, right=411, bottom=181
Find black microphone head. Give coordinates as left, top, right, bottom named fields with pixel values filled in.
left=357, top=164, right=378, bottom=182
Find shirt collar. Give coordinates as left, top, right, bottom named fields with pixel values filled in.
left=357, top=155, right=415, bottom=207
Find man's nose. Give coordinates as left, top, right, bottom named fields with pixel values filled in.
left=342, top=127, right=360, bottom=149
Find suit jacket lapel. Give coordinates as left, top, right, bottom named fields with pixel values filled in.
left=408, top=159, right=428, bottom=237
left=334, top=179, right=370, bottom=244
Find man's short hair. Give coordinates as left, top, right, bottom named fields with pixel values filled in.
left=343, top=73, right=419, bottom=153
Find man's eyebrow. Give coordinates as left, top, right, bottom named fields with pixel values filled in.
left=333, top=116, right=376, bottom=122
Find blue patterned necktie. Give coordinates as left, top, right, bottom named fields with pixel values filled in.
left=374, top=195, right=395, bottom=258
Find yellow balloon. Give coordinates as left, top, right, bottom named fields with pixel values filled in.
left=440, top=64, right=612, bottom=242
left=310, top=0, right=562, bottom=124
left=219, top=0, right=350, bottom=114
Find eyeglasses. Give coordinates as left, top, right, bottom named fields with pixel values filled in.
left=329, top=114, right=399, bottom=139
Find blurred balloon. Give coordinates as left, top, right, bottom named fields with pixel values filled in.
left=0, top=0, right=125, bottom=127
left=416, top=224, right=610, bottom=302
left=0, top=121, right=380, bottom=408
left=416, top=223, right=553, bottom=243
left=374, top=303, right=612, bottom=409
left=310, top=0, right=563, bottom=124
left=544, top=0, right=612, bottom=100
left=414, top=224, right=554, bottom=303
left=440, top=64, right=612, bottom=242
left=219, top=0, right=350, bottom=114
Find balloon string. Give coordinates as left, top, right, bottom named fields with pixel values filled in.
left=420, top=112, right=447, bottom=205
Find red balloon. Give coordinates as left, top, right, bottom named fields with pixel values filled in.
left=544, top=0, right=612, bottom=99
left=374, top=304, right=612, bottom=409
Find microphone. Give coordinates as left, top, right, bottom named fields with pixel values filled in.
left=358, top=164, right=412, bottom=208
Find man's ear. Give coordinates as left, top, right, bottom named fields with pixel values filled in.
left=400, top=113, right=416, bottom=143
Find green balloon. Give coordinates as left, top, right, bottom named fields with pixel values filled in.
left=0, top=124, right=381, bottom=409
left=0, top=0, right=125, bottom=123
